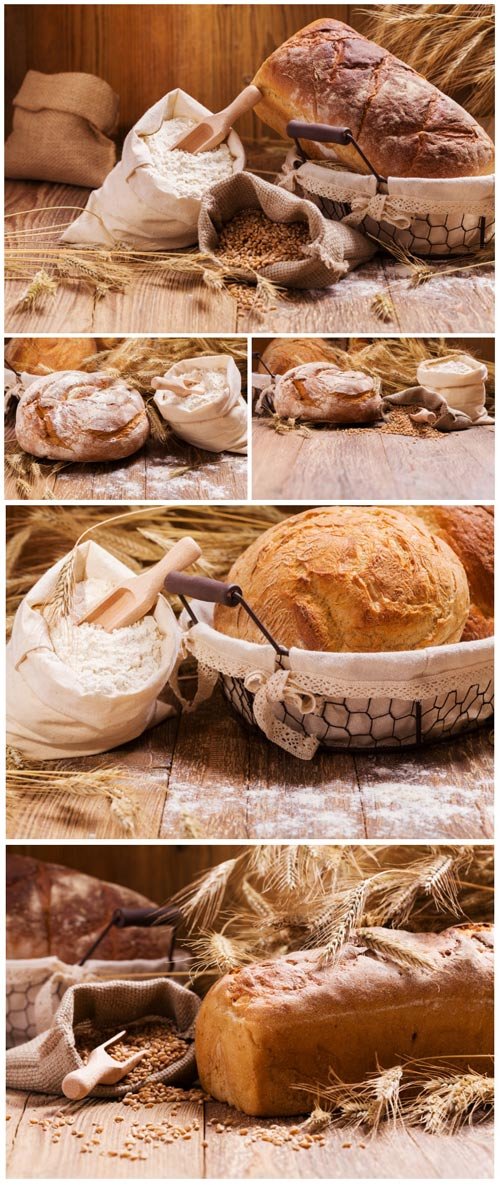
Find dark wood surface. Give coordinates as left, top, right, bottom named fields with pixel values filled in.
left=4, top=413, right=248, bottom=502
left=5, top=175, right=494, bottom=336
left=252, top=418, right=495, bottom=501
left=6, top=1090, right=494, bottom=1179
left=8, top=687, right=493, bottom=842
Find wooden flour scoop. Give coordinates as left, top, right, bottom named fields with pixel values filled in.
left=78, top=537, right=201, bottom=630
left=172, top=85, right=262, bottom=152
left=62, top=1030, right=145, bottom=1100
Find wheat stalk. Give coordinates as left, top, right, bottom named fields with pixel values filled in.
left=6, top=766, right=140, bottom=836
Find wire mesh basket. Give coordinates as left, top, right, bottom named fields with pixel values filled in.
left=281, top=122, right=494, bottom=258
left=173, top=577, right=494, bottom=761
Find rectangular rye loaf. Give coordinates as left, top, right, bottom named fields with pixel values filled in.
left=195, top=924, right=493, bottom=1116
left=253, top=19, right=494, bottom=179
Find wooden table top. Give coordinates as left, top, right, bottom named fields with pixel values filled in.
left=5, top=158, right=494, bottom=336
left=4, top=415, right=248, bottom=502
left=6, top=1089, right=494, bottom=1179
left=252, top=418, right=495, bottom=501
left=8, top=687, right=493, bottom=842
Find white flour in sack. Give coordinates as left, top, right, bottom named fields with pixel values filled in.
left=143, top=116, right=234, bottom=197
left=47, top=578, right=163, bottom=695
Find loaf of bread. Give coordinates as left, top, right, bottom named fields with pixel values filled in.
left=6, top=854, right=173, bottom=963
left=213, top=507, right=470, bottom=652
left=5, top=337, right=97, bottom=375
left=15, top=370, right=150, bottom=461
left=258, top=338, right=333, bottom=376
left=195, top=924, right=494, bottom=1116
left=273, top=362, right=382, bottom=424
left=253, top=19, right=494, bottom=179
left=402, top=507, right=494, bottom=641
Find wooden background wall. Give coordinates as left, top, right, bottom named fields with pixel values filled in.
left=252, top=336, right=496, bottom=364
left=8, top=844, right=246, bottom=902
left=5, top=3, right=363, bottom=140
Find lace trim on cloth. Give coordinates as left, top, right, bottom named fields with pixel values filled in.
left=296, top=173, right=493, bottom=230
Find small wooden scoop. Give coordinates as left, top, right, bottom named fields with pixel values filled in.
left=172, top=85, right=262, bottom=153
left=62, top=1030, right=145, bottom=1100
left=78, top=536, right=201, bottom=630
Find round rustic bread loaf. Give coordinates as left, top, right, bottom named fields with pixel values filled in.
left=15, top=370, right=150, bottom=461
left=273, top=362, right=382, bottom=423
left=6, top=854, right=173, bottom=962
left=213, top=506, right=470, bottom=652
left=401, top=506, right=494, bottom=641
left=5, top=337, right=97, bottom=374
left=258, top=337, right=333, bottom=375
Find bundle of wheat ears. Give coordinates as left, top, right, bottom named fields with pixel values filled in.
left=362, top=3, right=494, bottom=120
left=170, top=843, right=493, bottom=1133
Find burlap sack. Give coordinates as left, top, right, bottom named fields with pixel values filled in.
left=383, top=387, right=492, bottom=432
left=198, top=172, right=376, bottom=289
left=6, top=953, right=191, bottom=1048
left=5, top=71, right=118, bottom=187
left=6, top=978, right=200, bottom=1096
left=152, top=354, right=247, bottom=453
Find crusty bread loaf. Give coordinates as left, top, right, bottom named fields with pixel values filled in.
left=6, top=854, right=172, bottom=963
left=5, top=337, right=97, bottom=375
left=258, top=338, right=333, bottom=376
left=213, top=507, right=470, bottom=652
left=253, top=19, right=494, bottom=179
left=195, top=924, right=494, bottom=1116
left=273, top=362, right=382, bottom=424
left=402, top=507, right=494, bottom=641
left=15, top=370, right=150, bottom=461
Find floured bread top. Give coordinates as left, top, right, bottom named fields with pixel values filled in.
left=45, top=577, right=163, bottom=695
left=283, top=362, right=376, bottom=396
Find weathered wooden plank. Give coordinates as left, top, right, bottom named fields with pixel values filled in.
left=91, top=273, right=238, bottom=335
left=6, top=1090, right=204, bottom=1179
left=384, top=265, right=494, bottom=334
left=246, top=731, right=365, bottom=839
left=160, top=693, right=250, bottom=839
left=237, top=261, right=401, bottom=335
left=355, top=728, right=494, bottom=840
left=251, top=420, right=495, bottom=501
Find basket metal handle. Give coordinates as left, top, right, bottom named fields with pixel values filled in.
left=286, top=120, right=386, bottom=183
left=164, top=571, right=288, bottom=656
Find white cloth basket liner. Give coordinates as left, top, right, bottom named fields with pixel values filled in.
left=279, top=151, right=494, bottom=257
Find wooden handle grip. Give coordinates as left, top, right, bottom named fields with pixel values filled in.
left=164, top=571, right=242, bottom=606
left=156, top=537, right=201, bottom=578
left=287, top=121, right=351, bottom=144
left=62, top=1061, right=103, bottom=1100
left=223, top=84, right=262, bottom=123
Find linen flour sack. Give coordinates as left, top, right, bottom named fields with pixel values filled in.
left=152, top=354, right=248, bottom=453
left=61, top=89, right=245, bottom=250
left=6, top=540, right=181, bottom=759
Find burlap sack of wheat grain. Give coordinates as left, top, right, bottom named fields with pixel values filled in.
left=198, top=171, right=376, bottom=289
left=6, top=978, right=200, bottom=1096
left=62, top=88, right=245, bottom=249
left=6, top=953, right=192, bottom=1048
left=152, top=354, right=248, bottom=453
left=6, top=540, right=181, bottom=760
left=5, top=71, right=119, bottom=187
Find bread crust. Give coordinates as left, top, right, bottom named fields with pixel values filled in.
left=273, top=361, right=382, bottom=424
left=213, top=507, right=470, bottom=652
left=402, top=506, right=494, bottom=641
left=5, top=337, right=97, bottom=374
left=15, top=370, right=150, bottom=461
left=6, top=854, right=172, bottom=963
left=253, top=19, right=494, bottom=179
left=195, top=925, right=494, bottom=1116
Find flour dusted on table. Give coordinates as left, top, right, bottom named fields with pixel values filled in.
left=61, top=89, right=245, bottom=249
left=143, top=117, right=234, bottom=197
left=47, top=579, right=163, bottom=696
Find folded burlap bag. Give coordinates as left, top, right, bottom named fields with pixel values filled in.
left=383, top=386, right=493, bottom=432
left=198, top=172, right=375, bottom=289
left=5, top=71, right=118, bottom=187
left=6, top=978, right=200, bottom=1096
